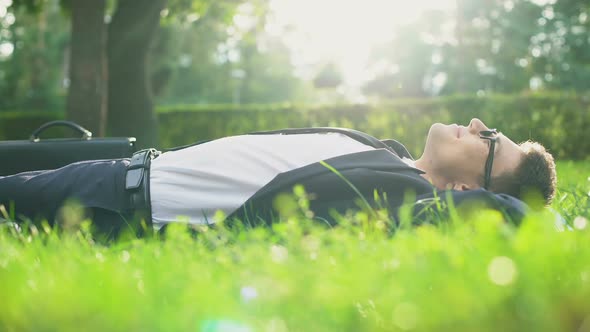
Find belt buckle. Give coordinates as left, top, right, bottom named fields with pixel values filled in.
left=125, top=149, right=158, bottom=190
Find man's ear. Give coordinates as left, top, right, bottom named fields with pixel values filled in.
left=451, top=182, right=473, bottom=191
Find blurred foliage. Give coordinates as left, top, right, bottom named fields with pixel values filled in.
left=153, top=9, right=309, bottom=104
left=553, top=160, right=590, bottom=224
left=2, top=0, right=308, bottom=111
left=363, top=0, right=590, bottom=97
left=313, top=63, right=343, bottom=89
left=0, top=1, right=68, bottom=111
left=0, top=0, right=589, bottom=110
left=2, top=92, right=588, bottom=160
left=152, top=0, right=306, bottom=104
left=152, top=92, right=590, bottom=160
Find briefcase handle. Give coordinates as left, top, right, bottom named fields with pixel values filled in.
left=30, top=120, right=93, bottom=142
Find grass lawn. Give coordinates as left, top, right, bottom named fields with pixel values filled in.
left=0, top=161, right=589, bottom=331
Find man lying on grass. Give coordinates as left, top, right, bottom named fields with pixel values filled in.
left=0, top=118, right=556, bottom=235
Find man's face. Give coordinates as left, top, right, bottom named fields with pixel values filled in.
left=421, top=118, right=524, bottom=189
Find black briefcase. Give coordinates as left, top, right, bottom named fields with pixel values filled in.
left=0, top=120, right=136, bottom=175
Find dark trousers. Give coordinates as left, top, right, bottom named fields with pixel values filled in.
left=0, top=159, right=141, bottom=236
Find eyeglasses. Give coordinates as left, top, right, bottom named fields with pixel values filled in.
left=479, top=129, right=499, bottom=190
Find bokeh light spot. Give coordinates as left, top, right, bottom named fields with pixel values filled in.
left=120, top=250, right=131, bottom=263
left=270, top=245, right=288, bottom=263
left=574, top=216, right=588, bottom=230
left=488, top=256, right=518, bottom=286
left=240, top=286, right=258, bottom=302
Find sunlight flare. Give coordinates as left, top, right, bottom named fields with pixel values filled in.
left=268, top=0, right=455, bottom=85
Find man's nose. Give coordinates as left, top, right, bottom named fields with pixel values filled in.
left=468, top=118, right=488, bottom=133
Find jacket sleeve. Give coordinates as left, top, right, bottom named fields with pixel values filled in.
left=228, top=167, right=433, bottom=228
left=403, top=189, right=529, bottom=226
left=229, top=167, right=529, bottom=229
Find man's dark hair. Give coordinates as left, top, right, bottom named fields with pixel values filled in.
left=489, top=141, right=557, bottom=206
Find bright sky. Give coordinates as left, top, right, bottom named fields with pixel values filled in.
left=266, top=0, right=456, bottom=88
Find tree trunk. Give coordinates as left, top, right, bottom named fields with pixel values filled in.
left=66, top=0, right=107, bottom=136
left=107, top=0, right=166, bottom=148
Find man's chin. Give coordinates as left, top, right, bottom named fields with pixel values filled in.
left=428, top=123, right=447, bottom=139
left=424, top=123, right=450, bottom=152
left=431, top=122, right=446, bottom=130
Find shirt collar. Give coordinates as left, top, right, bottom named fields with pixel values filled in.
left=401, top=157, right=416, bottom=168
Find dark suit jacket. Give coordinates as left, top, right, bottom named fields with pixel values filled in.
left=226, top=127, right=528, bottom=228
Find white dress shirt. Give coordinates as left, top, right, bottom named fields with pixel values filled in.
left=149, top=133, right=376, bottom=227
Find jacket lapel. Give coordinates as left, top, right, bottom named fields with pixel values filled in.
left=248, top=149, right=425, bottom=200
left=380, top=139, right=414, bottom=159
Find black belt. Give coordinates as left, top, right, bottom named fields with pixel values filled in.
left=125, top=148, right=160, bottom=226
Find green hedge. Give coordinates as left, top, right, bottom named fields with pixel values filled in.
left=156, top=93, right=590, bottom=160
left=0, top=112, right=70, bottom=140
left=1, top=92, right=588, bottom=159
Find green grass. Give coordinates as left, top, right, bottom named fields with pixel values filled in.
left=1, top=161, right=590, bottom=331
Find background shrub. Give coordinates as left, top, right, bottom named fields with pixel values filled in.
left=1, top=92, right=587, bottom=159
